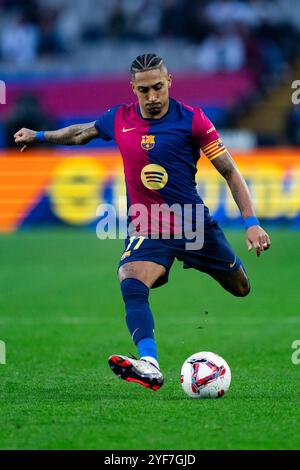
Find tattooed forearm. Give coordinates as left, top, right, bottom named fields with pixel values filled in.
left=227, top=172, right=255, bottom=219
left=211, top=151, right=256, bottom=218
left=230, top=181, right=244, bottom=213
left=44, top=122, right=98, bottom=145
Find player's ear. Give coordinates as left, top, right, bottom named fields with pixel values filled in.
left=130, top=80, right=137, bottom=95
left=167, top=74, right=172, bottom=89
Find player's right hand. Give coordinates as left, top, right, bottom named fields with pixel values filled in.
left=14, top=128, right=37, bottom=152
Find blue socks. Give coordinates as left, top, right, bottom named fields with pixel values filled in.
left=137, top=338, right=157, bottom=361
left=120, top=278, right=158, bottom=361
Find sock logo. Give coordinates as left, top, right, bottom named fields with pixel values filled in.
left=131, top=328, right=140, bottom=340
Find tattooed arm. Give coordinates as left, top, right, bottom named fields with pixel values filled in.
left=14, top=121, right=99, bottom=152
left=211, top=151, right=271, bottom=256
left=211, top=151, right=254, bottom=218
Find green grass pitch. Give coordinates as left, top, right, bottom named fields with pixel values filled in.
left=0, top=228, right=300, bottom=450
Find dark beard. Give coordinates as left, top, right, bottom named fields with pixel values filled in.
left=147, top=105, right=162, bottom=116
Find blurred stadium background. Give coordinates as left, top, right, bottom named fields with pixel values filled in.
left=1, top=0, right=300, bottom=451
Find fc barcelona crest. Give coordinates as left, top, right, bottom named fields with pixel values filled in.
left=141, top=135, right=155, bottom=150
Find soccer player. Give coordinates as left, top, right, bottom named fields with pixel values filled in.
left=14, top=54, right=271, bottom=391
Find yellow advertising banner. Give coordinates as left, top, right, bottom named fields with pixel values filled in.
left=0, top=148, right=299, bottom=232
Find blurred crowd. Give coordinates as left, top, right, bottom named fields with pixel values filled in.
left=1, top=0, right=300, bottom=147
left=0, top=0, right=299, bottom=79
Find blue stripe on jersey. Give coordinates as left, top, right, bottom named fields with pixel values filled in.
left=147, top=98, right=202, bottom=206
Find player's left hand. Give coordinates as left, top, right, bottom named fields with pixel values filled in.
left=246, top=226, right=271, bottom=257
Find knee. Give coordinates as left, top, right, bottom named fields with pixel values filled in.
left=120, top=278, right=149, bottom=303
left=232, top=280, right=251, bottom=297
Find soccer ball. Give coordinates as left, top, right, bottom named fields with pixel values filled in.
left=180, top=351, right=231, bottom=398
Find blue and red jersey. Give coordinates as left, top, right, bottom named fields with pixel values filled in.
left=95, top=97, right=226, bottom=235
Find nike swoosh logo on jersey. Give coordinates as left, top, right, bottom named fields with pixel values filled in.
left=229, top=257, right=237, bottom=268
left=122, top=127, right=136, bottom=133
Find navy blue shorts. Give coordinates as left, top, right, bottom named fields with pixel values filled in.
left=118, top=220, right=243, bottom=288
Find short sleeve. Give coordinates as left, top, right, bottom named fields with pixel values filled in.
left=95, top=105, right=122, bottom=141
left=192, top=108, right=226, bottom=161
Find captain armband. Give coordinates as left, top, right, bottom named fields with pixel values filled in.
left=202, top=138, right=226, bottom=161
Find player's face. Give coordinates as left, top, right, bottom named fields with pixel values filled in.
left=131, top=68, right=172, bottom=119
